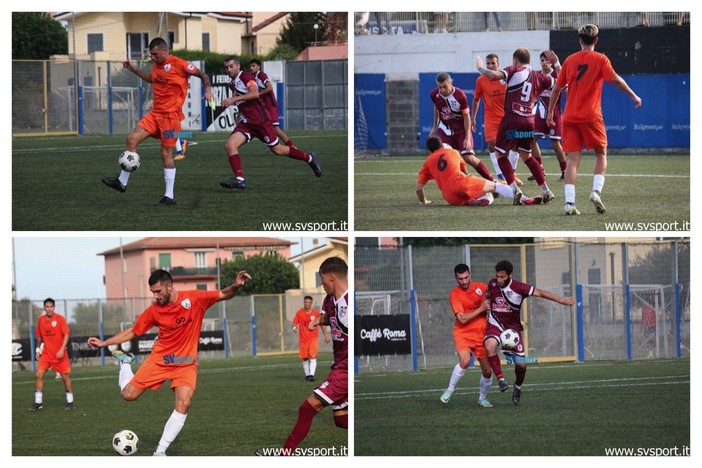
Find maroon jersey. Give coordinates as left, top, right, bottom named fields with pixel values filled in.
left=501, top=65, right=554, bottom=120
left=487, top=277, right=534, bottom=331
left=322, top=291, right=348, bottom=370
left=253, top=70, right=279, bottom=116
left=228, top=71, right=269, bottom=125
left=535, top=68, right=562, bottom=137
left=430, top=86, right=469, bottom=137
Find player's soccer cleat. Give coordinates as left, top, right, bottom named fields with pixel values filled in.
left=111, top=349, right=134, bottom=364
left=220, top=178, right=248, bottom=190
left=28, top=402, right=43, bottom=412
left=440, top=389, right=453, bottom=404
left=308, top=152, right=322, bottom=177
left=467, top=198, right=491, bottom=207
left=527, top=175, right=535, bottom=181
left=512, top=189, right=524, bottom=205
left=514, top=176, right=524, bottom=186
left=559, top=171, right=565, bottom=181
left=154, top=196, right=176, bottom=206
left=512, top=387, right=522, bottom=405
left=174, top=140, right=189, bottom=161
left=65, top=402, right=75, bottom=410
left=101, top=177, right=127, bottom=193
left=589, top=190, right=607, bottom=214
left=478, top=398, right=494, bottom=408
left=564, top=203, right=581, bottom=216
left=498, top=378, right=509, bottom=392
left=521, top=196, right=543, bottom=206
left=541, top=189, right=555, bottom=204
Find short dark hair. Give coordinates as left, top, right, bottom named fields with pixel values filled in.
left=148, top=269, right=173, bottom=286
left=454, top=264, right=470, bottom=275
left=435, top=72, right=451, bottom=84
left=249, top=58, right=262, bottom=67
left=578, top=24, right=599, bottom=46
left=426, top=136, right=442, bottom=152
left=513, top=48, right=530, bottom=64
left=149, top=37, right=168, bottom=50
left=486, top=53, right=499, bottom=61
left=304, top=295, right=313, bottom=301
left=43, top=297, right=55, bottom=306
left=495, top=260, right=514, bottom=275
left=540, top=51, right=547, bottom=60
left=224, top=55, right=240, bottom=65
left=319, top=257, right=347, bottom=277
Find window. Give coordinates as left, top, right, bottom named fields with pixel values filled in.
left=87, top=33, right=103, bottom=53
left=194, top=252, right=207, bottom=269
left=196, top=284, right=207, bottom=290
left=126, top=32, right=149, bottom=60
left=159, top=253, right=171, bottom=269
left=202, top=32, right=210, bottom=52
left=315, top=273, right=322, bottom=288
left=232, top=251, right=244, bottom=260
left=168, top=30, right=175, bottom=48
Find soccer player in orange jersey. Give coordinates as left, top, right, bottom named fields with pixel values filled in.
left=88, top=269, right=251, bottom=456
left=439, top=264, right=494, bottom=408
left=416, top=136, right=542, bottom=206
left=547, top=24, right=642, bottom=216
left=30, top=298, right=75, bottom=411
left=292, top=295, right=330, bottom=381
left=102, top=37, right=214, bottom=206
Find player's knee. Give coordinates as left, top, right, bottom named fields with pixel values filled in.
left=459, top=357, right=471, bottom=368
left=271, top=144, right=287, bottom=156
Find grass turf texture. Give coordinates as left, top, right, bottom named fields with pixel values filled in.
left=354, top=154, right=689, bottom=231
left=13, top=131, right=348, bottom=231
left=12, top=353, right=347, bottom=456
left=354, top=359, right=689, bottom=456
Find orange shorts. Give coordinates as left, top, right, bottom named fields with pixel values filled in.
left=562, top=118, right=607, bottom=152
left=138, top=111, right=182, bottom=148
left=483, top=116, right=502, bottom=143
left=453, top=331, right=487, bottom=359
left=443, top=175, right=489, bottom=205
left=37, top=353, right=71, bottom=374
left=299, top=338, right=319, bottom=359
left=131, top=357, right=197, bottom=392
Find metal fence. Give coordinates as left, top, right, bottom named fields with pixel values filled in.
left=354, top=239, right=690, bottom=373
left=285, top=59, right=348, bottom=130
left=357, top=11, right=689, bottom=35
left=12, top=291, right=330, bottom=371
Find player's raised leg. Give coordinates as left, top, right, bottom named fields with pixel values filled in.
left=271, top=143, right=322, bottom=177
left=102, top=126, right=151, bottom=193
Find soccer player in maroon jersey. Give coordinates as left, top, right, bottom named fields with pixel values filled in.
left=219, top=55, right=321, bottom=190
left=475, top=49, right=558, bottom=206
left=531, top=51, right=568, bottom=182
left=429, top=73, right=498, bottom=182
left=484, top=260, right=574, bottom=405
left=249, top=59, right=296, bottom=149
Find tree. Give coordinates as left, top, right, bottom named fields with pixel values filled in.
left=12, top=12, right=68, bottom=59
left=276, top=12, right=326, bottom=53
left=220, top=253, right=299, bottom=295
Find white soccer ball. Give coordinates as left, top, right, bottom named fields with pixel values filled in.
left=112, top=429, right=139, bottom=456
left=118, top=151, right=141, bottom=172
left=500, top=329, right=520, bottom=349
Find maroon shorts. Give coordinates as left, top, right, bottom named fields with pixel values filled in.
left=534, top=113, right=562, bottom=140
left=494, top=114, right=535, bottom=154
left=232, top=120, right=279, bottom=147
left=314, top=364, right=348, bottom=411
left=438, top=128, right=474, bottom=155
left=484, top=323, right=526, bottom=357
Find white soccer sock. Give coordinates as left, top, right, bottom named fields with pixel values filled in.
left=310, top=358, right=317, bottom=376
left=479, top=375, right=493, bottom=400
left=119, top=363, right=134, bottom=391
left=509, top=150, right=520, bottom=169
left=447, top=363, right=466, bottom=392
left=302, top=359, right=310, bottom=376
left=593, top=174, right=605, bottom=194
left=175, top=138, right=183, bottom=154
left=164, top=168, right=176, bottom=199
left=495, top=183, right=513, bottom=198
left=565, top=184, right=576, bottom=205
left=489, top=152, right=503, bottom=177
left=35, top=390, right=43, bottom=404
left=65, top=390, right=74, bottom=404
left=157, top=410, right=188, bottom=454
left=118, top=170, right=131, bottom=186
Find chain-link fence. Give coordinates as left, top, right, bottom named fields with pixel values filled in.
left=12, top=291, right=330, bottom=371
left=355, top=239, right=690, bottom=374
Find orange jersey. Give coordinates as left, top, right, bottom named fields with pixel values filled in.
left=557, top=50, right=616, bottom=123
left=449, top=282, right=488, bottom=336
left=474, top=75, right=506, bottom=121
left=418, top=147, right=486, bottom=203
left=150, top=55, right=201, bottom=117
left=133, top=290, right=220, bottom=366
left=35, top=313, right=70, bottom=358
left=293, top=308, right=322, bottom=342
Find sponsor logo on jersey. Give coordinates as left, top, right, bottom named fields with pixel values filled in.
left=165, top=64, right=171, bottom=72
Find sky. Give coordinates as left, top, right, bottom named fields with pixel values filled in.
left=11, top=236, right=324, bottom=301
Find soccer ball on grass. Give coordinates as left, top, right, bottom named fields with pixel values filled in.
left=118, top=151, right=141, bottom=172
left=500, top=329, right=520, bottom=350
left=112, top=429, right=139, bottom=455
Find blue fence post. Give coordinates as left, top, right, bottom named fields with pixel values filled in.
left=625, top=284, right=632, bottom=361
left=251, top=314, right=257, bottom=357
left=29, top=325, right=36, bottom=372
left=675, top=283, right=682, bottom=358
left=576, top=284, right=584, bottom=362
left=409, top=289, right=418, bottom=372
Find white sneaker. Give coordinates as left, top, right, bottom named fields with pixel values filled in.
left=478, top=398, right=494, bottom=408
left=564, top=204, right=581, bottom=216
left=589, top=191, right=607, bottom=214
left=542, top=189, right=555, bottom=203
left=440, top=389, right=453, bottom=404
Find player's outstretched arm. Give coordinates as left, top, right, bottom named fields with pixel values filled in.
left=610, top=75, right=642, bottom=108
left=122, top=60, right=152, bottom=83
left=219, top=271, right=252, bottom=301
left=88, top=328, right=136, bottom=348
left=534, top=288, right=575, bottom=306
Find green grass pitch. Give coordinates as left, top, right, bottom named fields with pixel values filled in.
left=354, top=154, right=689, bottom=231
left=12, top=354, right=347, bottom=456
left=12, top=131, right=348, bottom=231
left=354, top=359, right=689, bottom=456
